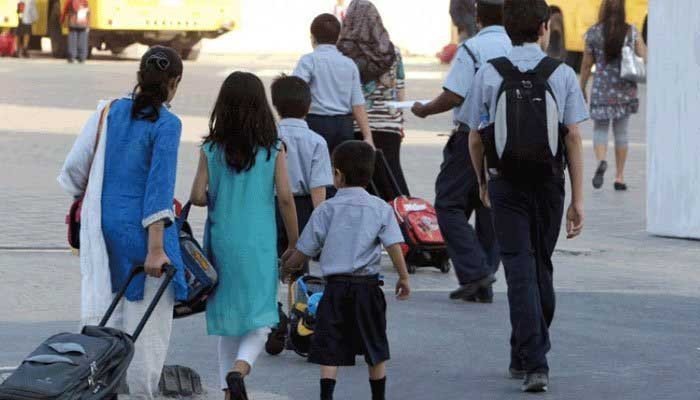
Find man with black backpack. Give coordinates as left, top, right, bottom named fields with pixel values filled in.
left=465, top=0, right=587, bottom=393
left=412, top=0, right=510, bottom=304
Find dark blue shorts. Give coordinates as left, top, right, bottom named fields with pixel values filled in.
left=308, top=275, right=390, bottom=367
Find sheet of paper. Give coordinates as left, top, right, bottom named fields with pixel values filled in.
left=384, top=100, right=430, bottom=109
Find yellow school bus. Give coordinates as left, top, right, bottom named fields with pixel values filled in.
left=546, top=0, right=647, bottom=69
left=0, top=0, right=240, bottom=60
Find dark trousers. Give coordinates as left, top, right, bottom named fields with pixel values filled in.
left=68, top=28, right=88, bottom=61
left=306, top=114, right=354, bottom=198
left=306, top=114, right=354, bottom=157
left=488, top=176, right=565, bottom=373
left=370, top=131, right=410, bottom=201
left=276, top=195, right=315, bottom=273
left=435, top=130, right=499, bottom=284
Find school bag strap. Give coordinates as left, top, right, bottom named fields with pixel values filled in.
left=488, top=57, right=521, bottom=81
left=461, top=42, right=478, bottom=67
left=531, top=57, right=563, bottom=82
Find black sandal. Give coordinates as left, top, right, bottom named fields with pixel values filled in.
left=226, top=371, right=249, bottom=400
left=614, top=182, right=628, bottom=191
left=592, top=160, right=607, bottom=189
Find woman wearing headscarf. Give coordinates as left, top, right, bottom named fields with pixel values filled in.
left=338, top=0, right=410, bottom=200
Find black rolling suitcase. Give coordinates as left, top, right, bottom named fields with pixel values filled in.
left=0, top=266, right=176, bottom=400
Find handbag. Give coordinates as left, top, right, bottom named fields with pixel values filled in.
left=620, top=28, right=646, bottom=83
left=66, top=101, right=113, bottom=251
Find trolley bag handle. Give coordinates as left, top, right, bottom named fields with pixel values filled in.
left=373, top=149, right=406, bottom=198
left=98, top=265, right=176, bottom=341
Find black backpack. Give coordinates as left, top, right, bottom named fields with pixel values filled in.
left=480, top=56, right=569, bottom=180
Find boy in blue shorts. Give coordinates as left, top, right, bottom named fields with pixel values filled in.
left=283, top=140, right=410, bottom=400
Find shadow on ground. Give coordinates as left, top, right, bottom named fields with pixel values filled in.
left=1, top=291, right=697, bottom=400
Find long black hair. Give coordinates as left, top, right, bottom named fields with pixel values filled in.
left=132, top=46, right=183, bottom=122
left=204, top=72, right=278, bottom=173
left=599, top=0, right=629, bottom=63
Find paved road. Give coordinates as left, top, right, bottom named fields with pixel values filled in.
left=0, top=54, right=698, bottom=399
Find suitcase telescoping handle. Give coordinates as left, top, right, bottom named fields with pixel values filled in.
left=372, top=149, right=406, bottom=198
left=98, top=265, right=176, bottom=341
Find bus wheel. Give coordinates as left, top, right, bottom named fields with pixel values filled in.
left=547, top=10, right=566, bottom=61
left=566, top=52, right=583, bottom=74
left=28, top=36, right=42, bottom=51
left=49, top=0, right=67, bottom=59
left=179, top=40, right=202, bottom=61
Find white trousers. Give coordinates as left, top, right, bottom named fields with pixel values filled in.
left=217, top=328, right=270, bottom=390
left=106, top=276, right=175, bottom=400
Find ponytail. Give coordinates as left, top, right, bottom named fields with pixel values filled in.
left=132, top=46, right=183, bottom=122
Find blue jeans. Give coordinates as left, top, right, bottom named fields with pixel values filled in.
left=68, top=28, right=88, bottom=61
left=488, top=176, right=565, bottom=373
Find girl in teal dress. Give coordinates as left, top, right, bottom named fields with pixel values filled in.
left=189, top=72, right=298, bottom=400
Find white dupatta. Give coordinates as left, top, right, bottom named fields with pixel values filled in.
left=58, top=100, right=113, bottom=326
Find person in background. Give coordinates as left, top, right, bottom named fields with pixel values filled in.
left=333, top=0, right=347, bottom=21
left=579, top=0, right=647, bottom=191
left=450, top=0, right=478, bottom=42
left=293, top=13, right=374, bottom=160
left=61, top=0, right=90, bottom=63
left=271, top=75, right=333, bottom=271
left=414, top=0, right=510, bottom=303
left=189, top=72, right=299, bottom=400
left=283, top=140, right=410, bottom=400
left=59, top=46, right=188, bottom=398
left=337, top=0, right=409, bottom=200
left=467, top=0, right=587, bottom=392
left=15, top=0, right=38, bottom=58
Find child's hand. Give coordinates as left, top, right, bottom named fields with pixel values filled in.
left=395, top=278, right=410, bottom=300
left=281, top=247, right=296, bottom=265
left=281, top=249, right=302, bottom=279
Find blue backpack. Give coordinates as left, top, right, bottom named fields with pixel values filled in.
left=174, top=202, right=218, bottom=319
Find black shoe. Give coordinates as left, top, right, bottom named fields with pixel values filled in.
left=462, top=286, right=494, bottom=303
left=67, top=58, right=75, bottom=63
left=449, top=273, right=497, bottom=300
left=522, top=372, right=548, bottom=393
left=614, top=182, right=628, bottom=191
left=226, top=372, right=249, bottom=400
left=592, top=160, right=607, bottom=189
left=509, top=368, right=526, bottom=380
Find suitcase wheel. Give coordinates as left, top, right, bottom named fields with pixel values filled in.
left=439, top=260, right=452, bottom=274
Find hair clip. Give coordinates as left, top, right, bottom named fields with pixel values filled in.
left=146, top=52, right=171, bottom=71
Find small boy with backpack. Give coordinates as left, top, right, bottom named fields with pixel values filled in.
left=271, top=75, right=334, bottom=269
left=293, top=14, right=374, bottom=157
left=465, top=0, right=588, bottom=393
left=283, top=140, right=411, bottom=400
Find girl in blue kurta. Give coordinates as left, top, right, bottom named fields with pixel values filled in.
left=189, top=72, right=299, bottom=400
left=61, top=47, right=187, bottom=399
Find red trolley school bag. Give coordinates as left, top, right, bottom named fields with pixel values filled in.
left=0, top=266, right=176, bottom=400
left=371, top=150, right=450, bottom=274
left=0, top=31, right=17, bottom=58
